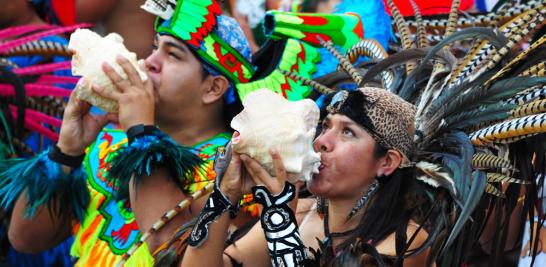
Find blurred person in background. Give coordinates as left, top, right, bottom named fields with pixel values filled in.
left=76, top=0, right=156, bottom=59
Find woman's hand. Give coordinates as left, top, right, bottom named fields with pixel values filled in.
left=92, top=55, right=155, bottom=131
left=219, top=152, right=256, bottom=204
left=241, top=149, right=289, bottom=196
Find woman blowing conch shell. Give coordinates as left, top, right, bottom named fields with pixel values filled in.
left=68, top=28, right=147, bottom=112
left=230, top=89, right=321, bottom=182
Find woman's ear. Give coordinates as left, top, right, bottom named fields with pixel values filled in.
left=376, top=149, right=402, bottom=176
left=202, top=75, right=230, bottom=104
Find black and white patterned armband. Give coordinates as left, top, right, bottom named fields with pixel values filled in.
left=253, top=182, right=307, bottom=267
left=188, top=142, right=239, bottom=247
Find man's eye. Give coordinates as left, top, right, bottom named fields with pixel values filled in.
left=168, top=52, right=181, bottom=59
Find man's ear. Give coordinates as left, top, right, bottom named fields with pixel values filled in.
left=202, top=75, right=230, bottom=104
left=376, top=149, right=402, bottom=176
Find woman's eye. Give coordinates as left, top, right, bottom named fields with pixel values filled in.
left=320, top=122, right=329, bottom=131
left=342, top=128, right=354, bottom=137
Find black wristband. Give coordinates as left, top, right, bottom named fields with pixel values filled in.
left=188, top=143, right=239, bottom=248
left=48, top=145, right=85, bottom=168
left=188, top=188, right=237, bottom=247
left=126, top=124, right=160, bottom=144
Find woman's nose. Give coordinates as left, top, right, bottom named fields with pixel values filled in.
left=313, top=131, right=332, bottom=153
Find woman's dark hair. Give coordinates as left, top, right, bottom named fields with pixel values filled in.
left=330, top=142, right=438, bottom=266
left=333, top=167, right=422, bottom=265
left=373, top=142, right=389, bottom=159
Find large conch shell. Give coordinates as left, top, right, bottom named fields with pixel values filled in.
left=68, top=28, right=147, bottom=112
left=231, top=89, right=321, bottom=182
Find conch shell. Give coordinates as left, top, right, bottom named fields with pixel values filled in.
left=68, top=28, right=147, bottom=112
left=231, top=89, right=321, bottom=182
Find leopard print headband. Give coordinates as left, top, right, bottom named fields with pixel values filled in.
left=326, top=88, right=416, bottom=163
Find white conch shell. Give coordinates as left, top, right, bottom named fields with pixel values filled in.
left=231, top=89, right=321, bottom=182
left=68, top=28, right=147, bottom=112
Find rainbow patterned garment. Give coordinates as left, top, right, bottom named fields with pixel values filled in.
left=70, top=128, right=231, bottom=266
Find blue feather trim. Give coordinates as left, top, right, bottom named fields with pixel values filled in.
left=0, top=150, right=90, bottom=222
left=312, top=47, right=341, bottom=78
left=334, top=0, right=394, bottom=49
left=107, top=130, right=203, bottom=200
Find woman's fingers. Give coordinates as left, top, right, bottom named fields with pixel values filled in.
left=240, top=154, right=271, bottom=187
left=270, top=148, right=287, bottom=184
left=240, top=153, right=288, bottom=195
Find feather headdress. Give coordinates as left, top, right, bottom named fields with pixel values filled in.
left=280, top=0, right=546, bottom=265
left=0, top=24, right=87, bottom=156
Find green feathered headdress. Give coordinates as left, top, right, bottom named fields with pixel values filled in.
left=263, top=10, right=364, bottom=52
left=141, top=0, right=255, bottom=85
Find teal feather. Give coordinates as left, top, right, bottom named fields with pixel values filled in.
left=0, top=150, right=90, bottom=221
left=425, top=76, right=546, bottom=139
left=443, top=103, right=514, bottom=130
left=431, top=153, right=465, bottom=207
left=429, top=132, right=474, bottom=204
left=0, top=110, right=14, bottom=155
left=442, top=170, right=487, bottom=252
left=107, top=132, right=203, bottom=200
left=485, top=76, right=546, bottom=103
left=425, top=71, right=493, bottom=125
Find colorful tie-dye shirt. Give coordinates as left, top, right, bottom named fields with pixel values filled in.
left=70, top=129, right=231, bottom=266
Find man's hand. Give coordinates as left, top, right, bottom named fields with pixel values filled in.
left=92, top=55, right=155, bottom=131
left=57, top=83, right=118, bottom=156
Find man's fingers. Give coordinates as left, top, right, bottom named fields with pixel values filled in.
left=93, top=114, right=112, bottom=129
left=143, top=76, right=154, bottom=96
left=102, top=62, right=129, bottom=92
left=67, top=78, right=86, bottom=106
left=92, top=84, right=121, bottom=101
left=105, top=112, right=120, bottom=124
left=116, top=55, right=143, bottom=88
left=77, top=99, right=92, bottom=115
left=66, top=87, right=91, bottom=118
